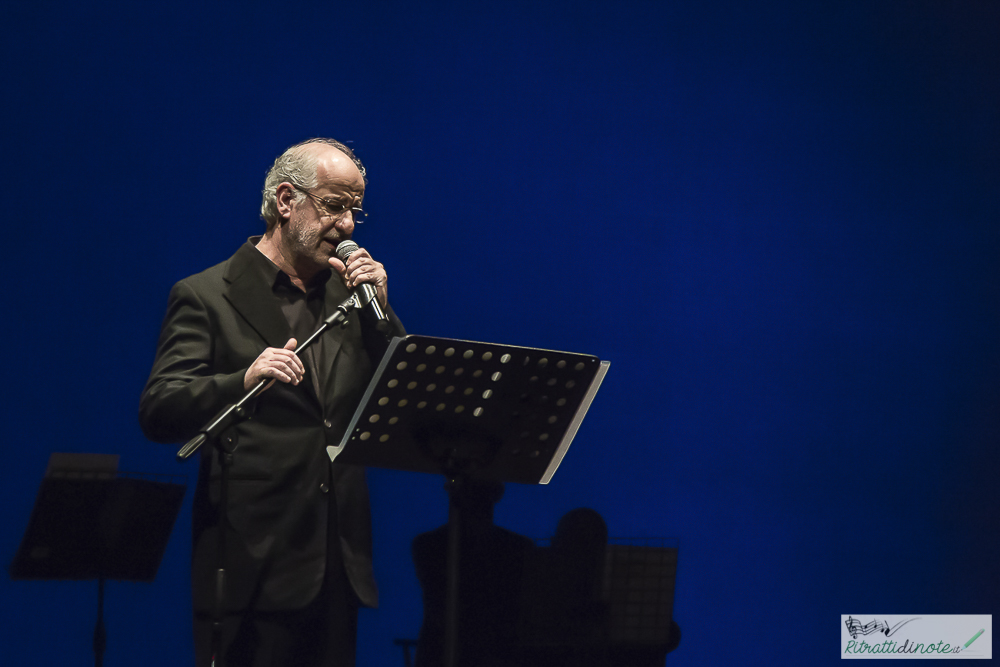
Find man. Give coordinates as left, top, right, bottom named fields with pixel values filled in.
left=139, top=138, right=404, bottom=667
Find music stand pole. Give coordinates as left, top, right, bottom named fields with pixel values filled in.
left=444, top=476, right=461, bottom=667
left=94, top=576, right=106, bottom=667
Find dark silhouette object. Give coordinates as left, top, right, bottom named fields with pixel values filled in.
left=518, top=509, right=681, bottom=667
left=11, top=453, right=185, bottom=667
left=413, top=502, right=681, bottom=667
left=517, top=508, right=611, bottom=666
left=551, top=508, right=610, bottom=616
left=412, top=478, right=534, bottom=667
left=393, top=638, right=418, bottom=667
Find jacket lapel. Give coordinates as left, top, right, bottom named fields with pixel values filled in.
left=223, top=241, right=292, bottom=350
left=222, top=240, right=354, bottom=407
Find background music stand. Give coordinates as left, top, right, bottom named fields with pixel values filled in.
left=329, top=334, right=610, bottom=667
left=10, top=453, right=187, bottom=667
left=518, top=538, right=680, bottom=664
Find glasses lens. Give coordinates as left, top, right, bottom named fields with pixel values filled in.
left=351, top=207, right=367, bottom=224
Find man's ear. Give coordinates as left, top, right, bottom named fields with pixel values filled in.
left=275, top=182, right=295, bottom=221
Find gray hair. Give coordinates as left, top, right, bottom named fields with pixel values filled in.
left=260, top=138, right=367, bottom=229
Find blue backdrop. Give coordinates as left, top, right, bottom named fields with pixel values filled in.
left=2, top=1, right=997, bottom=665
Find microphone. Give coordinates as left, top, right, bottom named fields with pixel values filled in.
left=335, top=240, right=390, bottom=330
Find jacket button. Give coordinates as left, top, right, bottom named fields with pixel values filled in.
left=320, top=482, right=329, bottom=493
left=323, top=419, right=333, bottom=429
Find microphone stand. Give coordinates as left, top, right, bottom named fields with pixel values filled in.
left=177, top=292, right=363, bottom=461
left=175, top=291, right=363, bottom=667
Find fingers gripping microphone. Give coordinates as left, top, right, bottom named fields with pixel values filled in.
left=336, top=240, right=390, bottom=330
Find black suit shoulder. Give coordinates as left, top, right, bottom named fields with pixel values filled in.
left=138, top=250, right=254, bottom=443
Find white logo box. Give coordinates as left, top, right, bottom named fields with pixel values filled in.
left=841, top=615, right=991, bottom=659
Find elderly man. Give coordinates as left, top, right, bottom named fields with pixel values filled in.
left=140, top=138, right=404, bottom=667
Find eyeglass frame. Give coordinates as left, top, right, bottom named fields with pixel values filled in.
left=290, top=184, right=367, bottom=224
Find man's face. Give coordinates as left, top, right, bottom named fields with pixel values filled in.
left=283, top=146, right=365, bottom=271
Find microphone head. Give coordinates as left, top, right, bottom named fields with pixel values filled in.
left=335, top=240, right=359, bottom=262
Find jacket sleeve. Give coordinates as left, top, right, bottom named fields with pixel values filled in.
left=139, top=280, right=248, bottom=443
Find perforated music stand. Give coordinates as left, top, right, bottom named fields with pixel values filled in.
left=10, top=453, right=186, bottom=667
left=328, top=334, right=610, bottom=667
left=328, top=335, right=609, bottom=483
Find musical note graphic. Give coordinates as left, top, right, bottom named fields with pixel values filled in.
left=845, top=616, right=921, bottom=639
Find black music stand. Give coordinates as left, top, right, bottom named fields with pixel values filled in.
left=328, top=334, right=610, bottom=667
left=10, top=453, right=187, bottom=667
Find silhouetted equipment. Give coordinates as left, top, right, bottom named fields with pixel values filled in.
left=411, top=504, right=681, bottom=666
left=520, top=543, right=681, bottom=665
left=332, top=334, right=611, bottom=667
left=10, top=453, right=186, bottom=667
left=394, top=638, right=419, bottom=667
left=412, top=478, right=534, bottom=667
left=517, top=510, right=680, bottom=666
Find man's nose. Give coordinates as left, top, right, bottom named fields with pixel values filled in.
left=335, top=212, right=354, bottom=236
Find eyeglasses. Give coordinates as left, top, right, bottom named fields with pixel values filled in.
left=291, top=184, right=367, bottom=224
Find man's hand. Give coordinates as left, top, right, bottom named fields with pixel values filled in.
left=244, top=338, right=305, bottom=391
left=329, top=247, right=388, bottom=308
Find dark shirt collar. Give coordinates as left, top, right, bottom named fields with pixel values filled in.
left=248, top=236, right=331, bottom=294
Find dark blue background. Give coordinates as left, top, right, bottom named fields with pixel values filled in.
left=2, top=1, right=997, bottom=664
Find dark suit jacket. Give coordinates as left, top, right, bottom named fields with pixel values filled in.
left=139, top=239, right=403, bottom=612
